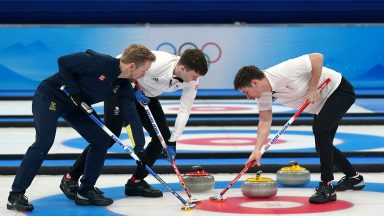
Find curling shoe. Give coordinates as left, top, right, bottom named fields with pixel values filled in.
left=309, top=182, right=336, bottom=204
left=125, top=180, right=163, bottom=197
left=75, top=187, right=113, bottom=206
left=7, top=193, right=34, bottom=211
left=59, top=175, right=79, bottom=200
left=334, top=174, right=365, bottom=191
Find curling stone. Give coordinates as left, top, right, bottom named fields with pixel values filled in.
left=181, top=165, right=215, bottom=192
left=276, top=161, right=310, bottom=186
left=241, top=171, right=277, bottom=198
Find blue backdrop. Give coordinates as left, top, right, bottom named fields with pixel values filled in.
left=1, top=25, right=383, bottom=90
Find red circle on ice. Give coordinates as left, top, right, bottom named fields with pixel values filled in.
left=178, top=137, right=285, bottom=146
left=197, top=196, right=353, bottom=214
left=169, top=106, right=251, bottom=112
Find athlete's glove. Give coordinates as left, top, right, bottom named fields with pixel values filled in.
left=165, top=146, right=176, bottom=162
left=134, top=90, right=150, bottom=106
left=163, top=142, right=176, bottom=162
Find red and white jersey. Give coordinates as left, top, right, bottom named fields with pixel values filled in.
left=138, top=51, right=199, bottom=142
left=257, top=54, right=342, bottom=114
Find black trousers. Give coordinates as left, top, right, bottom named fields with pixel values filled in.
left=69, top=96, right=171, bottom=180
left=13, top=84, right=110, bottom=193
left=133, top=97, right=172, bottom=179
left=313, top=77, right=357, bottom=181
left=68, top=96, right=123, bottom=180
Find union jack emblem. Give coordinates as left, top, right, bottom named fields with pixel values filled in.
left=99, top=74, right=106, bottom=81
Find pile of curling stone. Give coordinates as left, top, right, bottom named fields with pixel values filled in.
left=241, top=170, right=277, bottom=198
left=181, top=165, right=215, bottom=192
left=276, top=161, right=310, bottom=186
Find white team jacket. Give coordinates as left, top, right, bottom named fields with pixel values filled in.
left=118, top=50, right=198, bottom=142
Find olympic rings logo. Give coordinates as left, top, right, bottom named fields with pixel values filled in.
left=156, top=42, right=222, bottom=64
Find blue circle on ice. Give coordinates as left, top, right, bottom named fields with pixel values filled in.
left=62, top=129, right=384, bottom=153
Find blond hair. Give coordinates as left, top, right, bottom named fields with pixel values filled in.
left=120, top=44, right=156, bottom=66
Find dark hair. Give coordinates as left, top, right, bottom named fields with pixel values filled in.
left=233, top=65, right=265, bottom=90
left=178, top=49, right=208, bottom=76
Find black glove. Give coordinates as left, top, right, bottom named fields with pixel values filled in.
left=69, top=93, right=93, bottom=114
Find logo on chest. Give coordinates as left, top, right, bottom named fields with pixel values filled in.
left=112, top=85, right=120, bottom=94
left=98, top=74, right=106, bottom=81
left=285, top=85, right=294, bottom=91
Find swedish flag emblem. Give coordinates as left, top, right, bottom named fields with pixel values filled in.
left=49, top=102, right=56, bottom=111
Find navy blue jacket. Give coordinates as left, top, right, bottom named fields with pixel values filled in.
left=41, top=49, right=145, bottom=147
left=46, top=49, right=120, bottom=104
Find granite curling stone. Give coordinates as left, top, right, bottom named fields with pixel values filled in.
left=241, top=171, right=277, bottom=198
left=276, top=161, right=310, bottom=186
left=181, top=165, right=215, bottom=192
